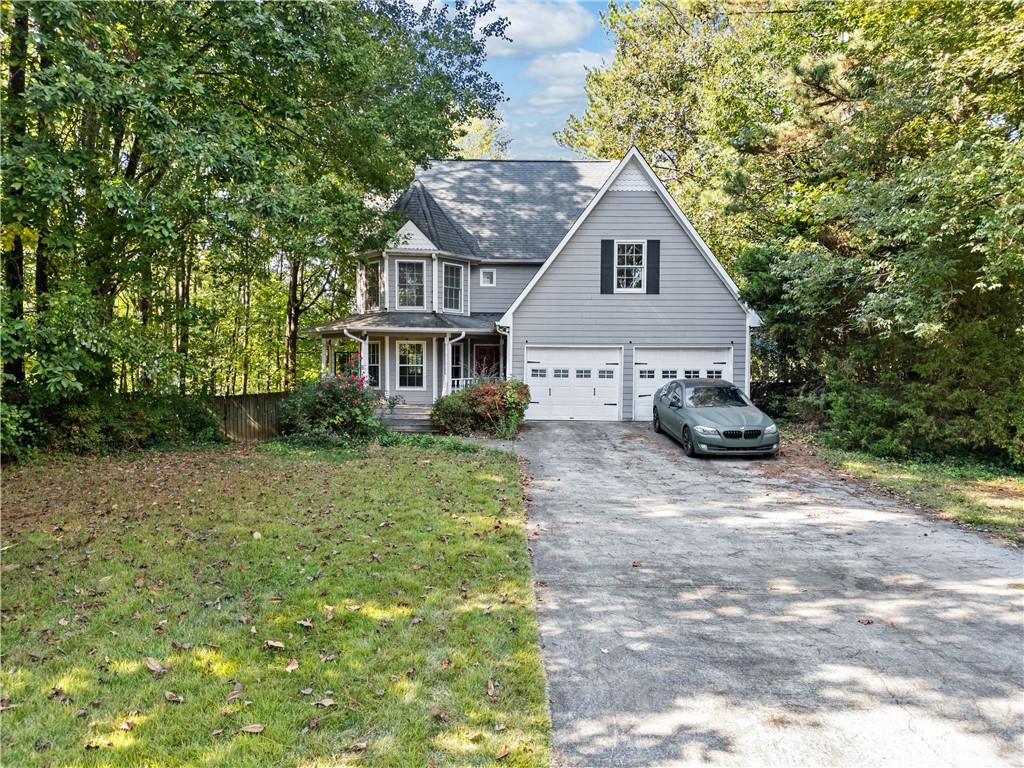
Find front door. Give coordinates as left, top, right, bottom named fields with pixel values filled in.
left=473, top=345, right=500, bottom=377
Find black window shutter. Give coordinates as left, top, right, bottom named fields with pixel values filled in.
left=600, top=239, right=614, bottom=294
left=646, top=239, right=661, bottom=294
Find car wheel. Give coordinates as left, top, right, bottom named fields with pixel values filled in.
left=652, top=408, right=662, bottom=434
left=681, top=426, right=696, bottom=457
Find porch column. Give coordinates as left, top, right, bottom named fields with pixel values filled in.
left=383, top=336, right=390, bottom=395
left=321, top=337, right=327, bottom=376
left=327, top=338, right=335, bottom=375
left=431, top=337, right=438, bottom=402
left=499, top=334, right=505, bottom=378
left=360, top=334, right=369, bottom=381
left=442, top=334, right=451, bottom=395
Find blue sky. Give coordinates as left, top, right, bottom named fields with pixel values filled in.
left=481, top=1, right=614, bottom=159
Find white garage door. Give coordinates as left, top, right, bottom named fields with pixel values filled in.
left=525, top=346, right=622, bottom=421
left=632, top=347, right=733, bottom=421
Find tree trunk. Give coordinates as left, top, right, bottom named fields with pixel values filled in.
left=176, top=237, right=193, bottom=395
left=284, top=256, right=301, bottom=390
left=3, top=3, right=28, bottom=385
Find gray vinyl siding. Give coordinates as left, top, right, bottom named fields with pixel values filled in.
left=470, top=264, right=538, bottom=313
left=379, top=334, right=441, bottom=405
left=388, top=256, right=433, bottom=312
left=510, top=190, right=748, bottom=420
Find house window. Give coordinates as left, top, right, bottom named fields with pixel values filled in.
left=575, top=369, right=592, bottom=379
left=599, top=369, right=614, bottom=379
left=530, top=368, right=546, bottom=378
left=365, top=262, right=381, bottom=311
left=451, top=344, right=463, bottom=380
left=639, top=369, right=655, bottom=379
left=397, top=261, right=425, bottom=309
left=615, top=241, right=645, bottom=292
left=553, top=368, right=569, bottom=378
left=661, top=369, right=677, bottom=379
left=443, top=263, right=463, bottom=312
left=706, top=369, right=723, bottom=379
left=367, top=342, right=380, bottom=387
left=398, top=341, right=425, bottom=388
left=683, top=369, right=700, bottom=379
left=480, top=268, right=496, bottom=287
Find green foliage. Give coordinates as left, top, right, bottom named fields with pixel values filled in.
left=279, top=361, right=386, bottom=446
left=29, top=393, right=224, bottom=455
left=1, top=0, right=506, bottom=449
left=564, top=0, right=1024, bottom=465
left=433, top=380, right=531, bottom=439
left=430, top=389, right=476, bottom=436
left=0, top=398, right=37, bottom=462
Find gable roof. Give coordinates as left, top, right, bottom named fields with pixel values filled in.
left=393, top=160, right=617, bottom=261
left=499, top=147, right=761, bottom=325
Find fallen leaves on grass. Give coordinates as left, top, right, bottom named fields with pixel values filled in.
left=314, top=698, right=335, bottom=708
left=487, top=679, right=499, bottom=701
left=263, top=640, right=285, bottom=651
left=496, top=745, right=511, bottom=760
left=431, top=706, right=451, bottom=721
left=239, top=724, right=265, bottom=734
left=227, top=682, right=244, bottom=702
left=163, top=691, right=184, bottom=703
left=285, top=658, right=299, bottom=673
left=145, top=656, right=167, bottom=674
left=350, top=741, right=368, bottom=752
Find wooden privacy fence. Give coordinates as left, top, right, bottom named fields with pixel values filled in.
left=210, top=392, right=288, bottom=441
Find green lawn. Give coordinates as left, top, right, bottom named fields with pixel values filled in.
left=1, top=441, right=551, bottom=766
left=813, top=442, right=1024, bottom=545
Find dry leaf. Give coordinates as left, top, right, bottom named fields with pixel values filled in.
left=251, top=531, right=262, bottom=540
left=300, top=687, right=314, bottom=695
left=411, top=616, right=425, bottom=625
left=239, top=723, right=265, bottom=734
left=314, top=698, right=335, bottom=708
left=285, top=659, right=299, bottom=673
left=227, top=682, right=244, bottom=702
left=145, top=657, right=167, bottom=674
left=858, top=618, right=874, bottom=625
left=296, top=619, right=313, bottom=629
left=350, top=742, right=368, bottom=752
left=164, top=690, right=184, bottom=703
left=263, top=640, right=285, bottom=650
left=119, top=720, right=134, bottom=731
left=347, top=604, right=360, bottom=611
left=431, top=706, right=451, bottom=721
left=211, top=728, right=224, bottom=737
left=487, top=679, right=499, bottom=701
left=496, top=745, right=511, bottom=760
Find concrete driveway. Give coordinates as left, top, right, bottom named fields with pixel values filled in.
left=517, top=422, right=1023, bottom=768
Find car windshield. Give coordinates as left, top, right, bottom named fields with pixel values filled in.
left=685, top=385, right=750, bottom=407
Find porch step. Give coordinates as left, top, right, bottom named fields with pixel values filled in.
left=379, top=406, right=437, bottom=434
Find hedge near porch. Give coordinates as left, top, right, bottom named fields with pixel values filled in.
left=432, top=380, right=531, bottom=439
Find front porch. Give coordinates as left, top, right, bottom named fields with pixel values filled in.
left=318, top=329, right=505, bottom=407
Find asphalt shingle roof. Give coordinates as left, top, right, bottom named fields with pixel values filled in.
left=393, top=160, right=617, bottom=261
left=306, top=312, right=503, bottom=335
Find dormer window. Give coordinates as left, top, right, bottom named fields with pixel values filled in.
left=397, top=260, right=425, bottom=309
left=615, top=241, right=645, bottom=292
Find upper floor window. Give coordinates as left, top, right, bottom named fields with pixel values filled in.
left=615, top=241, right=645, bottom=293
left=443, top=263, right=463, bottom=312
left=397, top=261, right=425, bottom=309
left=480, top=268, right=496, bottom=287
left=365, top=262, right=381, bottom=311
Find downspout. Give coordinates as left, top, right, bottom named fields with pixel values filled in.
left=343, top=328, right=369, bottom=382
left=495, top=322, right=511, bottom=380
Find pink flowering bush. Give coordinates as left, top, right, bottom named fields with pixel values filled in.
left=280, top=354, right=385, bottom=443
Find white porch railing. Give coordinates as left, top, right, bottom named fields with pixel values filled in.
left=450, top=375, right=501, bottom=392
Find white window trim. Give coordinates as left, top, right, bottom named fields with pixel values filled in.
left=395, top=259, right=427, bottom=310
left=479, top=268, right=497, bottom=287
left=614, top=240, right=646, bottom=294
left=441, top=261, right=464, bottom=313
left=396, top=339, right=427, bottom=390
left=366, top=341, right=381, bottom=387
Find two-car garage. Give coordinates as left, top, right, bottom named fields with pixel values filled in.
left=524, top=345, right=733, bottom=422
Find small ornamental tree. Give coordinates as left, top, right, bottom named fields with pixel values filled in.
left=280, top=354, right=385, bottom=443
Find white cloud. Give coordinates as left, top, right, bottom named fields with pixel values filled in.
left=486, top=1, right=596, bottom=58
left=521, top=48, right=608, bottom=83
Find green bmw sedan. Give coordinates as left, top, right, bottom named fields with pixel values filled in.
left=652, top=378, right=779, bottom=457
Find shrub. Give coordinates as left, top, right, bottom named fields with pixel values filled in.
left=430, top=390, right=475, bottom=435
left=432, top=380, right=531, bottom=439
left=280, top=365, right=386, bottom=446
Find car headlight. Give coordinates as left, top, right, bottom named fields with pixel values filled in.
left=693, top=424, right=719, bottom=436
left=764, top=424, right=778, bottom=435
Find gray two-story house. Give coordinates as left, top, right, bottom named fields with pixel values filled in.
left=309, top=148, right=760, bottom=422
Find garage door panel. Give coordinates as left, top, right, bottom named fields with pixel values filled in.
left=525, top=346, right=621, bottom=421
left=632, top=347, right=733, bottom=421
